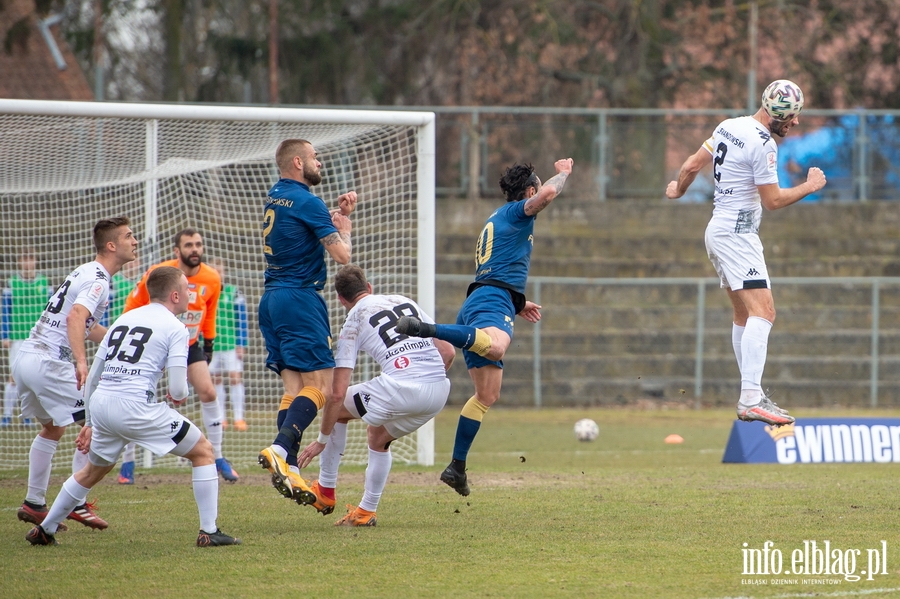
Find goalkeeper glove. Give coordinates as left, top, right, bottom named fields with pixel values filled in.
left=203, top=339, right=214, bottom=364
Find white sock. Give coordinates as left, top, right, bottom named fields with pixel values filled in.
left=215, top=384, right=226, bottom=420
left=42, top=476, right=90, bottom=534
left=26, top=436, right=58, bottom=504
left=72, top=447, right=89, bottom=474
left=271, top=444, right=288, bottom=461
left=122, top=442, right=136, bottom=464
left=739, top=316, right=772, bottom=404
left=359, top=448, right=392, bottom=513
left=201, top=400, right=224, bottom=459
left=317, top=422, right=347, bottom=489
left=732, top=323, right=745, bottom=370
left=3, top=382, right=16, bottom=417
left=231, top=383, right=245, bottom=422
left=192, top=463, right=219, bottom=534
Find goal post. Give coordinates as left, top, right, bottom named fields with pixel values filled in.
left=0, top=99, right=437, bottom=472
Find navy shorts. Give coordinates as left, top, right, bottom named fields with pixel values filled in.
left=456, top=285, right=516, bottom=370
left=259, top=287, right=335, bottom=374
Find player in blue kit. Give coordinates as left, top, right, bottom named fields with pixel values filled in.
left=397, top=157, right=574, bottom=496
left=257, top=138, right=357, bottom=506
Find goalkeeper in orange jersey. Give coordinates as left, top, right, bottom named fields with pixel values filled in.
left=116, top=228, right=239, bottom=483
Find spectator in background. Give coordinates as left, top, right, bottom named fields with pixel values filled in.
left=2, top=249, right=52, bottom=426
left=209, top=260, right=248, bottom=432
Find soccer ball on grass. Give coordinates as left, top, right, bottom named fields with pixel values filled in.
left=573, top=418, right=599, bottom=442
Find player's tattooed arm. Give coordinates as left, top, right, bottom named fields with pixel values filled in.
left=525, top=172, right=568, bottom=213
left=321, top=218, right=352, bottom=264
left=524, top=158, right=574, bottom=216
left=322, top=231, right=350, bottom=248
left=324, top=231, right=352, bottom=254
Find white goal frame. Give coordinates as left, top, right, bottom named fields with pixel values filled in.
left=0, top=99, right=437, bottom=469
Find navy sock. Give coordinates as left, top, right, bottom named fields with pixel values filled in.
left=276, top=409, right=294, bottom=463
left=274, top=396, right=318, bottom=451
left=434, top=324, right=480, bottom=350
left=286, top=449, right=299, bottom=469
left=451, top=414, right=482, bottom=462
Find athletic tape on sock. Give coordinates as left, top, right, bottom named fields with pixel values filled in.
left=469, top=329, right=493, bottom=357
left=460, top=396, right=489, bottom=422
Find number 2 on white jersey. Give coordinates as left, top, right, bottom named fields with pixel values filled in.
left=713, top=142, right=728, bottom=182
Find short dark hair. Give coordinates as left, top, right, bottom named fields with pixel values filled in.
left=173, top=228, right=200, bottom=248
left=147, top=266, right=185, bottom=301
left=93, top=217, right=131, bottom=253
left=275, top=139, right=312, bottom=172
left=334, top=264, right=369, bottom=302
left=499, top=163, right=536, bottom=202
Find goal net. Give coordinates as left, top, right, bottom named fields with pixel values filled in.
left=0, top=100, right=436, bottom=475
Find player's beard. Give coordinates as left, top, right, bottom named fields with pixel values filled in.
left=769, top=118, right=792, bottom=138
left=304, top=163, right=322, bottom=186
left=180, top=253, right=202, bottom=268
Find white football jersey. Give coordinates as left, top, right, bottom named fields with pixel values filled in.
left=94, top=303, right=189, bottom=401
left=334, top=294, right=447, bottom=383
left=703, top=115, right=780, bottom=230
left=24, top=261, right=111, bottom=361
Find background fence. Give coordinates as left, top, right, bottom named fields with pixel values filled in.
left=436, top=274, right=900, bottom=409
left=417, top=107, right=900, bottom=202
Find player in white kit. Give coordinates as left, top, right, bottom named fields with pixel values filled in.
left=296, top=265, right=455, bottom=526
left=666, top=79, right=827, bottom=425
left=26, top=266, right=240, bottom=547
left=15, top=217, right=137, bottom=531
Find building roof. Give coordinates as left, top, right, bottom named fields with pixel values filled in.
left=0, top=0, right=93, bottom=100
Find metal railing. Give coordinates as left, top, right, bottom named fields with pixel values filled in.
left=427, top=107, right=900, bottom=202
left=436, top=274, right=900, bottom=408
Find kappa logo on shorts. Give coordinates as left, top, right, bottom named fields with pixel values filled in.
left=362, top=393, right=371, bottom=406
left=74, top=399, right=84, bottom=408
left=747, top=268, right=760, bottom=277
left=170, top=420, right=180, bottom=432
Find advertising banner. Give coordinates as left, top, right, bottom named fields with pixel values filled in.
left=722, top=418, right=900, bottom=464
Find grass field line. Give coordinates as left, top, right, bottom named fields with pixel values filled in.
left=708, top=586, right=900, bottom=599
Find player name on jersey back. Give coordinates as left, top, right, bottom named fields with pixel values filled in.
left=706, top=115, right=779, bottom=222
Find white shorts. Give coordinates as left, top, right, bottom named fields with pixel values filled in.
left=209, top=349, right=242, bottom=375
left=343, top=374, right=450, bottom=439
left=7, top=339, right=24, bottom=371
left=13, top=349, right=83, bottom=427
left=704, top=221, right=770, bottom=291
left=88, top=391, right=203, bottom=464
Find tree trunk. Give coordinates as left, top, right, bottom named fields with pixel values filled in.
left=163, top=0, right=183, bottom=102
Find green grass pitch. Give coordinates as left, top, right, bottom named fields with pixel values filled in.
left=2, top=407, right=900, bottom=599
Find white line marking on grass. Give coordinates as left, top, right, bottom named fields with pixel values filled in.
left=704, top=586, right=900, bottom=599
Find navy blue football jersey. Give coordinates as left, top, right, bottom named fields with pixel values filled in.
left=473, top=200, right=535, bottom=294
left=263, top=178, right=337, bottom=290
